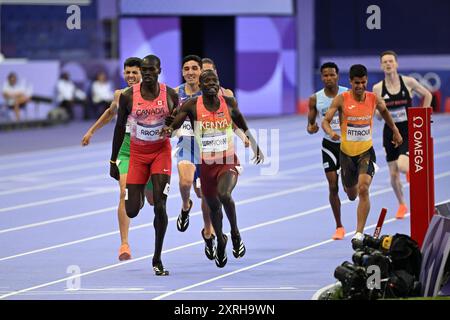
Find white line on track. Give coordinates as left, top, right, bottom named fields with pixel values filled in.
left=2, top=140, right=449, bottom=213
left=0, top=174, right=107, bottom=196
left=152, top=215, right=407, bottom=300
left=0, top=181, right=329, bottom=261
left=0, top=188, right=115, bottom=213
left=1, top=148, right=450, bottom=252
left=1, top=174, right=449, bottom=300
left=0, top=206, right=117, bottom=234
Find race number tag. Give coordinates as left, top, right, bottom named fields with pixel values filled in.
left=136, top=122, right=164, bottom=141
left=346, top=125, right=371, bottom=142
left=176, top=119, right=194, bottom=137
left=163, top=183, right=170, bottom=196
left=201, top=133, right=228, bottom=153
left=390, top=107, right=407, bottom=123
left=331, top=115, right=340, bottom=131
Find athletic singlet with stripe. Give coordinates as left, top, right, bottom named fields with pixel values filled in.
left=381, top=75, right=412, bottom=129
left=129, top=82, right=169, bottom=146
left=177, top=83, right=202, bottom=137
left=316, top=86, right=348, bottom=143
left=340, top=91, right=377, bottom=156
left=195, top=95, right=234, bottom=161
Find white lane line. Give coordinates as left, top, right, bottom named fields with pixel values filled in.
left=1, top=115, right=449, bottom=166
left=1, top=132, right=449, bottom=196
left=152, top=215, right=405, bottom=300
left=0, top=155, right=318, bottom=213
left=0, top=150, right=109, bottom=171
left=0, top=141, right=434, bottom=198
left=0, top=141, right=111, bottom=160
left=0, top=174, right=107, bottom=196
left=0, top=182, right=328, bottom=261
left=0, top=206, right=117, bottom=234
left=0, top=288, right=313, bottom=296
left=1, top=173, right=449, bottom=300
left=0, top=138, right=352, bottom=212
left=1, top=146, right=449, bottom=268
left=0, top=190, right=183, bottom=234
left=0, top=161, right=105, bottom=183
left=0, top=188, right=115, bottom=213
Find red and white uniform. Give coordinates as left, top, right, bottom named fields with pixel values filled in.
left=127, top=83, right=172, bottom=184
left=195, top=96, right=241, bottom=197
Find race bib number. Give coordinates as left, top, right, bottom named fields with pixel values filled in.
left=136, top=122, right=164, bottom=141
left=331, top=115, right=340, bottom=131
left=176, top=119, right=194, bottom=137
left=390, top=107, right=407, bottom=123
left=346, top=125, right=371, bottom=142
left=201, top=133, right=228, bottom=153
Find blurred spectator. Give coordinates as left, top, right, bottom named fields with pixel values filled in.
left=2, top=72, right=32, bottom=121
left=56, top=72, right=87, bottom=120
left=91, top=71, right=114, bottom=118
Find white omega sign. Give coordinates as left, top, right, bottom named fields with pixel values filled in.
left=412, top=116, right=424, bottom=173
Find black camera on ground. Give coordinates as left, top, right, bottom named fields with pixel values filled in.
left=351, top=234, right=393, bottom=252
left=330, top=233, right=422, bottom=300
left=334, top=261, right=370, bottom=300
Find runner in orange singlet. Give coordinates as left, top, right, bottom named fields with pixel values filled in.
left=322, top=64, right=403, bottom=241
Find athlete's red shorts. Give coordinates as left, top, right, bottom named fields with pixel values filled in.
left=200, top=154, right=240, bottom=198
left=127, top=139, right=171, bottom=185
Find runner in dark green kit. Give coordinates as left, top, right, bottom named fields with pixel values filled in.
left=81, top=57, right=153, bottom=261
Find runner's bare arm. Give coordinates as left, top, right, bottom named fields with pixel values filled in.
left=225, top=96, right=264, bottom=164
left=110, top=90, right=131, bottom=163
left=372, top=82, right=383, bottom=120
left=404, top=76, right=433, bottom=107
left=233, top=123, right=250, bottom=148
left=164, top=87, right=179, bottom=127
left=222, top=88, right=234, bottom=97
left=160, top=98, right=195, bottom=136
left=322, top=94, right=342, bottom=141
left=81, top=90, right=122, bottom=146
left=307, top=94, right=319, bottom=134
left=224, top=88, right=249, bottom=145
left=167, top=87, right=179, bottom=113
left=376, top=95, right=403, bottom=147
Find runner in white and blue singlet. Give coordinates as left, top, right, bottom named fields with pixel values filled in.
left=307, top=62, right=348, bottom=240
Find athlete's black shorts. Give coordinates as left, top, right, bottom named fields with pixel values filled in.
left=340, top=147, right=377, bottom=188
left=322, top=139, right=340, bottom=172
left=383, top=122, right=409, bottom=162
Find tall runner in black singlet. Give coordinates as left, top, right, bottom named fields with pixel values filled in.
left=373, top=50, right=432, bottom=219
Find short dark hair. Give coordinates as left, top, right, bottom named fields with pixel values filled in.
left=183, top=54, right=202, bottom=68
left=200, top=69, right=218, bottom=82
left=201, top=57, right=216, bottom=70
left=380, top=50, right=398, bottom=61
left=142, top=54, right=161, bottom=68
left=320, top=62, right=339, bottom=74
left=123, top=57, right=142, bottom=69
left=349, top=64, right=368, bottom=79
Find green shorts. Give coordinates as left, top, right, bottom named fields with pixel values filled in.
left=117, top=133, right=153, bottom=190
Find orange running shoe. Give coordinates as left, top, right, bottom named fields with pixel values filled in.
left=332, top=227, right=346, bottom=240
left=396, top=204, right=408, bottom=219
left=118, top=244, right=131, bottom=261
left=406, top=171, right=410, bottom=183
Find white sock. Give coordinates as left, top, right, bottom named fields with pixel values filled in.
left=352, top=232, right=364, bottom=241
